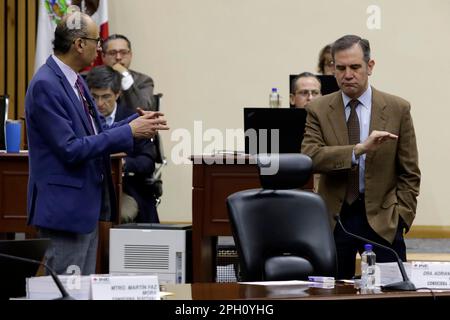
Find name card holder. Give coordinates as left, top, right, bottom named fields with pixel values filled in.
left=411, top=261, right=450, bottom=289
left=91, top=275, right=160, bottom=300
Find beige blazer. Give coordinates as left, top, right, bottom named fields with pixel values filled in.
left=301, top=87, right=421, bottom=243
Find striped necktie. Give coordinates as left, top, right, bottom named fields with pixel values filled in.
left=75, top=76, right=95, bottom=134
left=345, top=99, right=360, bottom=204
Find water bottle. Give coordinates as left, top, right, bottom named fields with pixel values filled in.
left=360, top=244, right=376, bottom=289
left=269, top=88, right=281, bottom=108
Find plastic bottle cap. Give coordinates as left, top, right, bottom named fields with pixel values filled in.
left=272, top=88, right=277, bottom=92
left=364, top=244, right=373, bottom=251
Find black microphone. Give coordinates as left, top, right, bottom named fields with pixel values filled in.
left=334, top=215, right=416, bottom=291
left=0, top=252, right=75, bottom=300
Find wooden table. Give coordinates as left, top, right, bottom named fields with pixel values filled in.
left=0, top=151, right=124, bottom=273
left=162, top=281, right=450, bottom=301
left=190, top=154, right=313, bottom=282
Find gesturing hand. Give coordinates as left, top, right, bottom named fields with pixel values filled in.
left=129, top=111, right=169, bottom=139
left=354, top=130, right=398, bottom=156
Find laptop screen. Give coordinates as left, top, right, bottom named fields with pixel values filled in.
left=0, top=238, right=50, bottom=300
left=244, top=107, right=307, bottom=155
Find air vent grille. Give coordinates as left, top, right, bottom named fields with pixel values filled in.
left=123, top=245, right=169, bottom=270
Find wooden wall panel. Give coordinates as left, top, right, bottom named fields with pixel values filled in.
left=6, top=0, right=16, bottom=120
left=27, top=0, right=37, bottom=83
left=1, top=0, right=37, bottom=122
left=0, top=0, right=5, bottom=95
left=17, top=0, right=26, bottom=119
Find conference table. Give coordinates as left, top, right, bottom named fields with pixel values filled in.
left=161, top=281, right=450, bottom=300
left=156, top=282, right=450, bottom=316
left=0, top=151, right=124, bottom=273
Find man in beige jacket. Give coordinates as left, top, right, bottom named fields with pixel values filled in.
left=302, top=35, right=420, bottom=279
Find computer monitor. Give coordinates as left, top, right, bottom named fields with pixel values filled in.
left=244, top=107, right=307, bottom=155
left=0, top=238, right=50, bottom=300
left=316, top=75, right=340, bottom=95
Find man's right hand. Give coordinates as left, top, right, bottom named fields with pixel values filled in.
left=129, top=111, right=169, bottom=139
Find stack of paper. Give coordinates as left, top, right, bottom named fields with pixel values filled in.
left=26, top=274, right=160, bottom=300
left=26, top=275, right=92, bottom=300
left=377, top=262, right=412, bottom=286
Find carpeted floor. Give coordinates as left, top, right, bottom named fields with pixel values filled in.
left=405, top=238, right=450, bottom=253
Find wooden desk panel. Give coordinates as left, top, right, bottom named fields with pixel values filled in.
left=0, top=152, right=123, bottom=273
left=191, top=155, right=313, bottom=282
left=0, top=153, right=33, bottom=233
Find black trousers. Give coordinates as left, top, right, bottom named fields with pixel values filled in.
left=334, top=195, right=406, bottom=279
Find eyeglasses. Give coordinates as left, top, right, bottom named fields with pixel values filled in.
left=80, top=37, right=103, bottom=47
left=296, top=90, right=321, bottom=97
left=105, top=49, right=131, bottom=57
left=324, top=60, right=334, bottom=67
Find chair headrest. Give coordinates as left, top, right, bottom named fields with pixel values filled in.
left=257, top=153, right=312, bottom=189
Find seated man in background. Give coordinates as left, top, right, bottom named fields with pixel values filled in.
left=289, top=72, right=322, bottom=109
left=86, top=65, right=159, bottom=223
left=101, top=34, right=157, bottom=111
left=290, top=72, right=322, bottom=191
left=102, top=33, right=165, bottom=196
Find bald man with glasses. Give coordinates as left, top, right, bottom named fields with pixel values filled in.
left=102, top=34, right=157, bottom=111
left=25, top=11, right=168, bottom=275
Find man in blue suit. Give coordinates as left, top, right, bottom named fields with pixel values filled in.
left=24, top=11, right=168, bottom=275
left=86, top=65, right=159, bottom=223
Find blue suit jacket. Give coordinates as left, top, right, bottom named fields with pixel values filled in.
left=25, top=56, right=138, bottom=233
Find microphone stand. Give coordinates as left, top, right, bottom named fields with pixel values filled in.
left=334, top=215, right=416, bottom=291
left=0, top=253, right=75, bottom=300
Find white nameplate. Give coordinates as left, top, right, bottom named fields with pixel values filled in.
left=91, top=275, right=160, bottom=300
left=411, top=261, right=450, bottom=289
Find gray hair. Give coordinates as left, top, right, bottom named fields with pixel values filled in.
left=53, top=11, right=90, bottom=54
left=86, top=65, right=122, bottom=94
left=331, top=35, right=371, bottom=63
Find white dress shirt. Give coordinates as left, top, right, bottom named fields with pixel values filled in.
left=105, top=103, right=118, bottom=127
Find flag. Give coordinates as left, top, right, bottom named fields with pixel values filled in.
left=87, top=0, right=109, bottom=69
left=34, top=0, right=109, bottom=73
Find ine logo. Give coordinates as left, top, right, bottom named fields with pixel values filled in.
left=367, top=5, right=381, bottom=30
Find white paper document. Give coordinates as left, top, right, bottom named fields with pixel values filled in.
left=26, top=275, right=91, bottom=300
left=91, top=275, right=160, bottom=300
left=238, top=280, right=311, bottom=286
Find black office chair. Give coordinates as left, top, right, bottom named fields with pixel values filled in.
left=227, top=153, right=337, bottom=281
left=146, top=93, right=166, bottom=206
left=0, top=95, right=9, bottom=150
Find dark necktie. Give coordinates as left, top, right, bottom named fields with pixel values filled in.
left=75, top=76, right=95, bottom=134
left=345, top=99, right=360, bottom=204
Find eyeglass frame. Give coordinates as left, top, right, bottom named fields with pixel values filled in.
left=77, top=36, right=103, bottom=47
left=104, top=49, right=132, bottom=57
left=295, top=89, right=321, bottom=97
left=324, top=60, right=335, bottom=68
